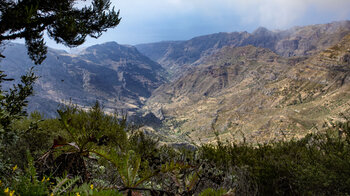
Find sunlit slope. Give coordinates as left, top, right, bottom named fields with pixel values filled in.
left=144, top=34, right=350, bottom=143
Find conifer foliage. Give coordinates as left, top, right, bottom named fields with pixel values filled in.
left=0, top=0, right=121, bottom=64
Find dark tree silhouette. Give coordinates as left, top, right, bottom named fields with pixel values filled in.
left=0, top=0, right=121, bottom=64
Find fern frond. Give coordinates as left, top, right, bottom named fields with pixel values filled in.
left=52, top=176, right=81, bottom=195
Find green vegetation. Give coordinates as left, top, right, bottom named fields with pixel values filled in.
left=0, top=101, right=350, bottom=195
left=1, top=2, right=350, bottom=194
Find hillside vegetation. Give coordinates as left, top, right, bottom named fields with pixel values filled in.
left=1, top=102, right=350, bottom=195
left=1, top=21, right=350, bottom=195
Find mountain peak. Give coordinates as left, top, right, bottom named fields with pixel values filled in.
left=84, top=41, right=119, bottom=51
left=100, top=41, right=120, bottom=46
left=80, top=41, right=139, bottom=58
left=252, top=26, right=271, bottom=35
left=97, top=41, right=135, bottom=49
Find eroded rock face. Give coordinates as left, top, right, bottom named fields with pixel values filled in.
left=342, top=53, right=350, bottom=65
left=2, top=21, right=350, bottom=144
left=0, top=42, right=166, bottom=117
left=276, top=39, right=299, bottom=56
left=137, top=21, right=350, bottom=79
left=143, top=34, right=350, bottom=143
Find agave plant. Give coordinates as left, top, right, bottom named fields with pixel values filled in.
left=36, top=102, right=128, bottom=182
left=93, top=146, right=195, bottom=195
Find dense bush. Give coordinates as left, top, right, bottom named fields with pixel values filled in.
left=200, top=122, right=350, bottom=195
left=1, top=101, right=350, bottom=195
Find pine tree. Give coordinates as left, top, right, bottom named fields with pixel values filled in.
left=0, top=0, right=121, bottom=64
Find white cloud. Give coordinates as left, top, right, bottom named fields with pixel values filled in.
left=230, top=0, right=350, bottom=28
left=111, top=0, right=350, bottom=29
left=48, top=0, right=350, bottom=49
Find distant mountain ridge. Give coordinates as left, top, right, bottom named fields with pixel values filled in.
left=142, top=33, right=350, bottom=143
left=136, top=21, right=350, bottom=79
left=1, top=21, right=350, bottom=144
left=0, top=42, right=165, bottom=117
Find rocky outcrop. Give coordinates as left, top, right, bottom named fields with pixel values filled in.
left=143, top=34, right=350, bottom=143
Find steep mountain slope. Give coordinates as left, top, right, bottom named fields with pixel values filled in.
left=143, top=34, right=350, bottom=143
left=136, top=21, right=350, bottom=79
left=0, top=42, right=165, bottom=117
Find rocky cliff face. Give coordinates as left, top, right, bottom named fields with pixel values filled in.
left=1, top=21, right=350, bottom=144
left=136, top=21, right=350, bottom=79
left=0, top=42, right=166, bottom=117
left=143, top=34, right=350, bottom=143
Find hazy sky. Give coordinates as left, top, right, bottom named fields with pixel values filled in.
left=45, top=0, right=350, bottom=50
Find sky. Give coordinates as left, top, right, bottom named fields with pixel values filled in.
left=44, top=0, right=350, bottom=50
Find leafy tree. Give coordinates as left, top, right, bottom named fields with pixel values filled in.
left=0, top=68, right=37, bottom=130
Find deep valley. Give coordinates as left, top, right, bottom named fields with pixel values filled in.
left=1, top=21, right=350, bottom=143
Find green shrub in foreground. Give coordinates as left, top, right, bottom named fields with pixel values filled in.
left=199, top=121, right=350, bottom=195
left=2, top=101, right=350, bottom=195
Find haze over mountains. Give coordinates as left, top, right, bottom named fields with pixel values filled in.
left=144, top=37, right=350, bottom=143
left=1, top=21, right=350, bottom=143
left=0, top=42, right=165, bottom=117
left=136, top=21, right=350, bottom=79
left=140, top=21, right=350, bottom=142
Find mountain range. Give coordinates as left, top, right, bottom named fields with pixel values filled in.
left=1, top=21, right=350, bottom=143
left=144, top=36, right=350, bottom=143
left=0, top=42, right=165, bottom=117
left=136, top=21, right=350, bottom=79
